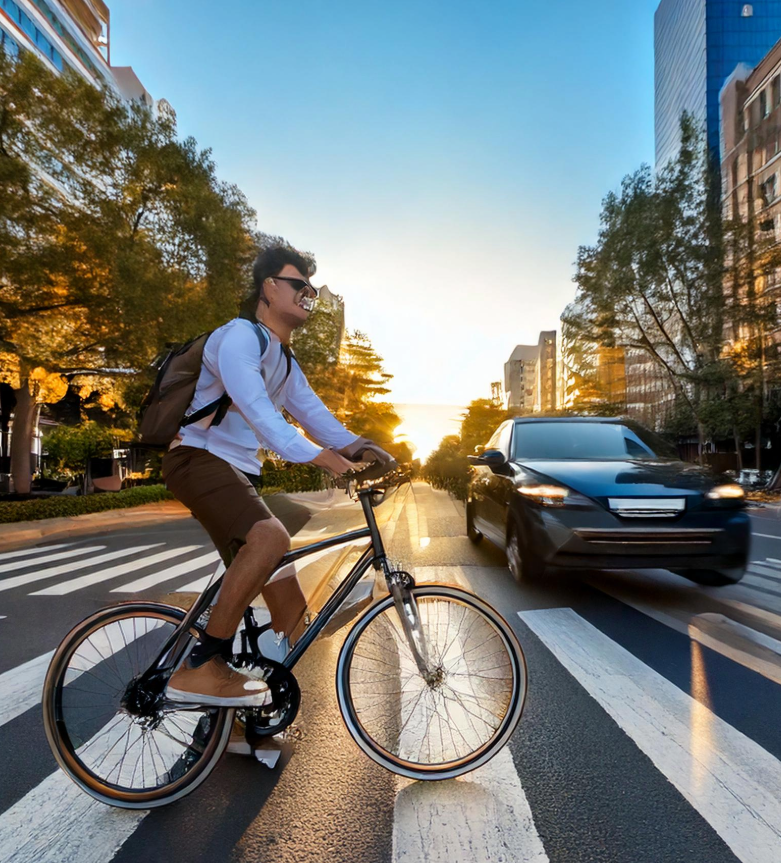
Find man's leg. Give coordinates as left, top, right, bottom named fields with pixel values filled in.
left=205, top=517, right=290, bottom=639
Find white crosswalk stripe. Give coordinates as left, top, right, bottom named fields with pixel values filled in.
left=0, top=746, right=148, bottom=863
left=0, top=650, right=54, bottom=728
left=0, top=543, right=73, bottom=563
left=0, top=545, right=105, bottom=575
left=0, top=545, right=163, bottom=594
left=111, top=550, right=221, bottom=593
left=32, top=545, right=205, bottom=596
left=519, top=607, right=781, bottom=863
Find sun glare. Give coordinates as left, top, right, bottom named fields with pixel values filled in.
left=394, top=404, right=464, bottom=463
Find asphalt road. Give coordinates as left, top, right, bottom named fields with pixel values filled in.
left=1, top=484, right=780, bottom=863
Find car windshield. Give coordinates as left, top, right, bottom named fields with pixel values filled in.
left=512, top=422, right=679, bottom=461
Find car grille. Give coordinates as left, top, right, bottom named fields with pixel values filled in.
left=574, top=528, right=723, bottom=547
left=607, top=498, right=686, bottom=518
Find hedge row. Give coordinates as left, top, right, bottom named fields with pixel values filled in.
left=260, top=461, right=326, bottom=494
left=0, top=484, right=176, bottom=524
left=0, top=482, right=298, bottom=524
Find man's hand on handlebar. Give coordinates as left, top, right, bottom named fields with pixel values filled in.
left=311, top=448, right=356, bottom=477
left=337, top=437, right=394, bottom=465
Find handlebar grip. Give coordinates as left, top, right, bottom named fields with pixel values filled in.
left=346, top=458, right=398, bottom=482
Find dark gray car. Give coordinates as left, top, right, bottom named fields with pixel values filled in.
left=466, top=417, right=750, bottom=585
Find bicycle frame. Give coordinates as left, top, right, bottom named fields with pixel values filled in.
left=148, top=484, right=403, bottom=681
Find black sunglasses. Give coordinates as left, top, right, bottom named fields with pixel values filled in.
left=271, top=277, right=320, bottom=298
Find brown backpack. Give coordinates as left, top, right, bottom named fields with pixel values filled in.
left=137, top=322, right=274, bottom=449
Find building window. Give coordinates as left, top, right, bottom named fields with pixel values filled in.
left=761, top=90, right=769, bottom=119
left=760, top=174, right=777, bottom=207
left=774, top=76, right=781, bottom=109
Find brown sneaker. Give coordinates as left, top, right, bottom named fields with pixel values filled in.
left=166, top=656, right=271, bottom=707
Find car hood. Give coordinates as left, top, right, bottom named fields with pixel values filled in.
left=516, top=459, right=720, bottom=500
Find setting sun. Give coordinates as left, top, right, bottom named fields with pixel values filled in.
left=394, top=404, right=464, bottom=463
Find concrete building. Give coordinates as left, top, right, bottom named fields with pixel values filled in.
left=504, top=332, right=558, bottom=414
left=655, top=0, right=781, bottom=171
left=534, top=331, right=557, bottom=413
left=720, top=37, right=781, bottom=373
left=504, top=345, right=538, bottom=413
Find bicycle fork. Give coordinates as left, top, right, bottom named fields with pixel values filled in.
left=387, top=571, right=440, bottom=686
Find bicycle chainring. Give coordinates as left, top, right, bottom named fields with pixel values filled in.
left=238, top=657, right=301, bottom=744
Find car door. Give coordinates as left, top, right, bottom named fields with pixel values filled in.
left=470, top=424, right=505, bottom=542
left=481, top=422, right=515, bottom=546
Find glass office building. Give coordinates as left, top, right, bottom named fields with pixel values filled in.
left=655, top=0, right=781, bottom=170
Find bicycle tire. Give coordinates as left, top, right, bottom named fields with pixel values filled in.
left=42, top=602, right=234, bottom=809
left=336, top=585, right=527, bottom=781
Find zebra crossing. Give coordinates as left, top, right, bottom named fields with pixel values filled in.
left=0, top=541, right=219, bottom=600
left=1, top=534, right=781, bottom=862
left=0, top=597, right=778, bottom=862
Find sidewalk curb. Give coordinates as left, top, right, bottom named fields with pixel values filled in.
left=0, top=501, right=192, bottom=553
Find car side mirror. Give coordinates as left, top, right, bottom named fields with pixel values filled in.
left=467, top=449, right=507, bottom=469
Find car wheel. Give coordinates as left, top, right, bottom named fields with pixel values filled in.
left=683, top=569, right=742, bottom=587
left=466, top=500, right=482, bottom=544
left=506, top=517, right=544, bottom=583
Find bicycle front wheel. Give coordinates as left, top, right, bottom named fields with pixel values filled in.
left=336, top=585, right=527, bottom=780
left=42, top=602, right=233, bottom=809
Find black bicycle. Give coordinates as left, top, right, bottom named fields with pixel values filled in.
left=42, top=463, right=527, bottom=808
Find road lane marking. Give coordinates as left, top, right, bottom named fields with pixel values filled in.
left=0, top=545, right=105, bottom=575
left=0, top=651, right=54, bottom=727
left=0, top=766, right=147, bottom=863
left=0, top=545, right=163, bottom=594
left=746, top=564, right=781, bottom=581
left=109, top=549, right=219, bottom=593
left=0, top=618, right=168, bottom=729
left=32, top=545, right=204, bottom=596
left=0, top=544, right=72, bottom=563
left=740, top=578, right=781, bottom=599
left=393, top=563, right=547, bottom=863
left=519, top=608, right=781, bottom=863
left=752, top=533, right=781, bottom=540
left=393, top=749, right=549, bottom=863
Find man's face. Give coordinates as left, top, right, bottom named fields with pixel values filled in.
left=262, top=264, right=317, bottom=327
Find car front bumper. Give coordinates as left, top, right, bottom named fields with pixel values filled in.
left=524, top=507, right=751, bottom=575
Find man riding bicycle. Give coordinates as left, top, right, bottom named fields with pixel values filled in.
left=162, top=245, right=391, bottom=708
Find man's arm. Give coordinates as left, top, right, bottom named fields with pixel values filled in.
left=214, top=323, right=324, bottom=463
left=282, top=362, right=360, bottom=450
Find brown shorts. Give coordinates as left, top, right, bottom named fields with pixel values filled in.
left=162, top=445, right=274, bottom=565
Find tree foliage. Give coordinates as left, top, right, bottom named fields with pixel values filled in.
left=0, top=46, right=257, bottom=490
left=424, top=399, right=512, bottom=498
left=568, top=116, right=730, bottom=454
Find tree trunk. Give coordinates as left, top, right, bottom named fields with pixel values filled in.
left=756, top=423, right=762, bottom=475
left=696, top=420, right=706, bottom=465
left=733, top=427, right=743, bottom=472
left=10, top=381, right=37, bottom=494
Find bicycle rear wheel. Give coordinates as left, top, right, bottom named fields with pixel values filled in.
left=42, top=602, right=233, bottom=809
left=336, top=585, right=526, bottom=780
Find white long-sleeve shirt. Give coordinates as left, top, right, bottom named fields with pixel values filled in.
left=177, top=318, right=357, bottom=474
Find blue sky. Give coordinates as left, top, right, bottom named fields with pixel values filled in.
left=109, top=0, right=660, bottom=407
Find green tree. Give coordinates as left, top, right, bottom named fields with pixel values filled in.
left=570, top=115, right=728, bottom=459
left=459, top=399, right=512, bottom=454
left=0, top=47, right=257, bottom=491
left=42, top=422, right=132, bottom=481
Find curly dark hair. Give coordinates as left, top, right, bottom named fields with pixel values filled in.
left=240, top=243, right=316, bottom=320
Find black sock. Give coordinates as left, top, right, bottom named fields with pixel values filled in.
left=187, top=632, right=233, bottom=669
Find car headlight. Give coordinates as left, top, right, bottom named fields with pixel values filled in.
left=518, top=484, right=570, bottom=507
left=706, top=483, right=745, bottom=500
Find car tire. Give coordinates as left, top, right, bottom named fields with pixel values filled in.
left=683, top=568, right=743, bottom=587
left=466, top=500, right=482, bottom=544
left=506, top=516, right=545, bottom=583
